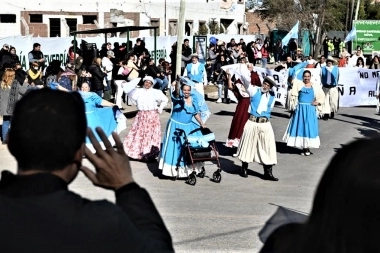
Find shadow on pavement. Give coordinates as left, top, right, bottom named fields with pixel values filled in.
left=355, top=128, right=380, bottom=138
left=145, top=160, right=162, bottom=178
left=214, top=141, right=235, bottom=156
left=276, top=141, right=301, bottom=155
left=213, top=110, right=235, bottom=117
left=334, top=113, right=380, bottom=137
left=123, top=110, right=138, bottom=119
left=247, top=168, right=266, bottom=179
left=173, top=225, right=263, bottom=246
left=333, top=143, right=346, bottom=153
left=214, top=141, right=267, bottom=179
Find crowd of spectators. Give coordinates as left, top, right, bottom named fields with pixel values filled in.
left=1, top=35, right=378, bottom=111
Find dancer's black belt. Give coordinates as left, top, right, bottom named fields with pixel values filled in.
left=249, top=115, right=269, bottom=123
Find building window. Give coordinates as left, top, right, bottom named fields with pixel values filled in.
left=49, top=18, right=61, bottom=37
left=185, top=21, right=193, bottom=36
left=30, top=14, right=43, bottom=23
left=83, top=15, right=97, bottom=24
left=66, top=18, right=77, bottom=33
left=169, top=20, right=177, bottom=36
left=0, top=14, right=16, bottom=23
left=150, top=19, right=160, bottom=36
left=198, top=21, right=208, bottom=36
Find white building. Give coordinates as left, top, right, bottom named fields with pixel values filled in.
left=0, top=0, right=247, bottom=38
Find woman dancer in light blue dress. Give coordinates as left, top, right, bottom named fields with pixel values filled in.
left=159, top=78, right=206, bottom=179
left=54, top=82, right=126, bottom=152
left=283, top=70, right=325, bottom=156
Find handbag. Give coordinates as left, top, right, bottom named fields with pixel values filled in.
left=122, top=68, right=130, bottom=76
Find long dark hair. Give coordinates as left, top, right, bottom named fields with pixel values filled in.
left=297, top=138, right=380, bottom=253
left=355, top=57, right=365, bottom=67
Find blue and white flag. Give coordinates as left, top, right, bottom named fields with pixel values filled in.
left=344, top=27, right=356, bottom=43
left=282, top=21, right=299, bottom=46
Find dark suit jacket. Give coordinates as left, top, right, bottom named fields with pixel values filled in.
left=260, top=223, right=304, bottom=253
left=0, top=171, right=174, bottom=253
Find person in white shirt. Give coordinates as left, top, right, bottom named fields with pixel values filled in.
left=306, top=55, right=316, bottom=66
left=349, top=49, right=364, bottom=67
left=354, top=57, right=366, bottom=68
left=123, top=76, right=168, bottom=162
left=102, top=51, right=115, bottom=101
left=321, top=56, right=339, bottom=120
left=315, top=56, right=327, bottom=69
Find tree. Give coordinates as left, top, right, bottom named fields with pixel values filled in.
left=197, top=23, right=208, bottom=35
left=208, top=21, right=220, bottom=35
left=257, top=0, right=347, bottom=59
left=359, top=0, right=380, bottom=20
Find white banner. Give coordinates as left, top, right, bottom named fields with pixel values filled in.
left=254, top=67, right=288, bottom=107
left=338, top=67, right=379, bottom=107
left=144, top=36, right=175, bottom=62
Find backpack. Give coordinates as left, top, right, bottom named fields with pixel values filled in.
left=59, top=75, right=72, bottom=91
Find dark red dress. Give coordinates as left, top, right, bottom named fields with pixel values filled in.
left=225, top=71, right=261, bottom=148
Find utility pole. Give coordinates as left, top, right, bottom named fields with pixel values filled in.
left=175, top=0, right=186, bottom=78
left=350, top=0, right=355, bottom=29
left=164, top=0, right=167, bottom=36
left=354, top=0, right=360, bottom=20
left=345, top=0, right=350, bottom=37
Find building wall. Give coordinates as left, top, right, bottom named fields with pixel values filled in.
left=246, top=11, right=276, bottom=37
left=16, top=11, right=141, bottom=38
left=1, top=0, right=247, bottom=38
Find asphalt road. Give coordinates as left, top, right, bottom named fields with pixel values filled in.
left=0, top=101, right=379, bottom=252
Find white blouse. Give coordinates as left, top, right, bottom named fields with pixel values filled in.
left=128, top=87, right=168, bottom=112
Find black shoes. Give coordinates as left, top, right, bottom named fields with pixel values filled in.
left=301, top=148, right=312, bottom=156
left=240, top=163, right=278, bottom=181
left=323, top=112, right=335, bottom=121
left=240, top=162, right=248, bottom=178
left=263, top=165, right=279, bottom=181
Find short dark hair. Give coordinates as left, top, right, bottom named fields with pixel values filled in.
left=181, top=83, right=192, bottom=90
left=8, top=89, right=87, bottom=171
left=184, top=39, right=189, bottom=43
left=303, top=70, right=311, bottom=77
left=158, top=58, right=165, bottom=64
left=33, top=43, right=41, bottom=49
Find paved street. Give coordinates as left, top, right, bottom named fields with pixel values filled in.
left=0, top=101, right=379, bottom=252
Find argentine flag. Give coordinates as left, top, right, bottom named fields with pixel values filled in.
left=282, top=21, right=300, bottom=46
left=344, top=27, right=356, bottom=43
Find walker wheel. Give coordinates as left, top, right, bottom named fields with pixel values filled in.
left=213, top=171, right=222, bottom=183
left=187, top=172, right=197, bottom=186
left=198, top=167, right=206, bottom=178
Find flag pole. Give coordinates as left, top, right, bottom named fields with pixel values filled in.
left=175, top=0, right=186, bottom=78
